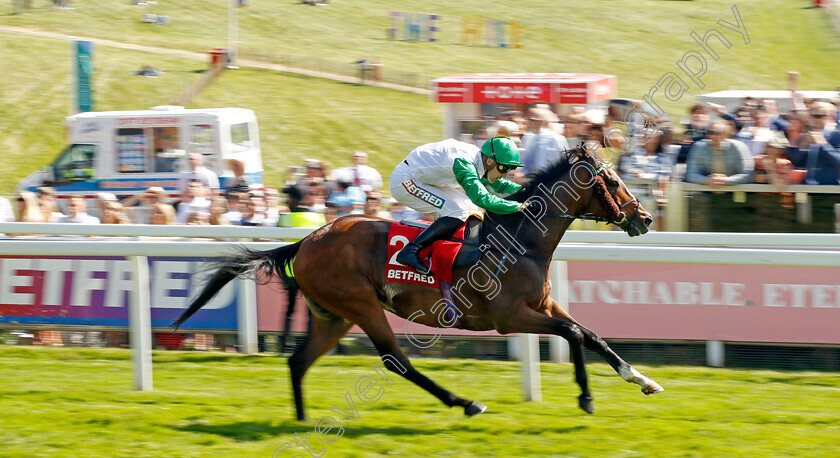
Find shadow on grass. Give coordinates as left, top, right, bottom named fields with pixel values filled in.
left=175, top=420, right=432, bottom=442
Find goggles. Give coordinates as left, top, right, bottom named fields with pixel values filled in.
left=496, top=163, right=517, bottom=174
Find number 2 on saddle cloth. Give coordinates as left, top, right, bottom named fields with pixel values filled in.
left=386, top=221, right=468, bottom=326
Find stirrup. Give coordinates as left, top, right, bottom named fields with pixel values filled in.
left=397, top=249, right=431, bottom=275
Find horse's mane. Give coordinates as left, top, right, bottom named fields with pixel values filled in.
left=507, top=144, right=585, bottom=203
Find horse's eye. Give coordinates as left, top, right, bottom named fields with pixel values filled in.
left=608, top=180, right=619, bottom=191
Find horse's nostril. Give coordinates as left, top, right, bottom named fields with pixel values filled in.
left=644, top=217, right=653, bottom=227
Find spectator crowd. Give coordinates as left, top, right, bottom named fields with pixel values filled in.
left=463, top=71, right=840, bottom=228
left=2, top=71, right=838, bottom=352
left=2, top=72, right=838, bottom=232
left=0, top=150, right=420, bottom=229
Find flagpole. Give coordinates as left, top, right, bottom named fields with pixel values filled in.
left=228, top=0, right=238, bottom=68
left=69, top=37, right=75, bottom=116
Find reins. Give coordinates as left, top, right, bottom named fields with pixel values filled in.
left=483, top=161, right=641, bottom=272
left=541, top=164, right=636, bottom=225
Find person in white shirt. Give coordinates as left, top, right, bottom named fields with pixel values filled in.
left=57, top=195, right=100, bottom=224
left=222, top=192, right=244, bottom=225
left=178, top=152, right=220, bottom=198
left=389, top=136, right=527, bottom=273
left=176, top=181, right=211, bottom=224
left=237, top=195, right=265, bottom=226
left=260, top=186, right=282, bottom=227
left=335, top=151, right=382, bottom=193
left=520, top=108, right=569, bottom=175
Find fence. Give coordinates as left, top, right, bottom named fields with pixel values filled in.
left=274, top=53, right=432, bottom=89
left=1, top=223, right=839, bottom=398
left=665, top=182, right=840, bottom=232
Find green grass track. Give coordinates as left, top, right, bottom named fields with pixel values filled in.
left=0, top=346, right=838, bottom=456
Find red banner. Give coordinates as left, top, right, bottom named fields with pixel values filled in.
left=431, top=73, right=617, bottom=104
left=434, top=82, right=473, bottom=103
left=472, top=82, right=550, bottom=103
left=554, top=82, right=589, bottom=104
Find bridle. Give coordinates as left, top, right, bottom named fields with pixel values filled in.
left=488, top=156, right=642, bottom=274
left=539, top=161, right=641, bottom=228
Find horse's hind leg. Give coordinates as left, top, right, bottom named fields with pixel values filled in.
left=288, top=315, right=354, bottom=421
left=545, top=298, right=664, bottom=395
left=354, top=308, right=485, bottom=416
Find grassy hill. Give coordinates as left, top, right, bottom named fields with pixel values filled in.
left=1, top=0, right=838, bottom=193
left=0, top=33, right=441, bottom=194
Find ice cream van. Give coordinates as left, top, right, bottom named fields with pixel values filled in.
left=17, top=106, right=263, bottom=210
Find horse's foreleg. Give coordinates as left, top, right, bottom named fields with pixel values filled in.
left=288, top=315, right=354, bottom=421
left=355, top=310, right=485, bottom=417
left=544, top=298, right=664, bottom=395
left=578, top=323, right=664, bottom=395
left=497, top=306, right=593, bottom=413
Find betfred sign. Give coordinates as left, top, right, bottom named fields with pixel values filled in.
left=431, top=73, right=616, bottom=104
left=0, top=256, right=237, bottom=329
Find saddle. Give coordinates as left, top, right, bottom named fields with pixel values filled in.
left=399, top=215, right=483, bottom=268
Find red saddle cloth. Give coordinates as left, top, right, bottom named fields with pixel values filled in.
left=385, top=220, right=467, bottom=287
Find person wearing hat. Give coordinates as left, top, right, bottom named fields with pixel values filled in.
left=754, top=132, right=794, bottom=187
left=278, top=185, right=326, bottom=228
left=389, top=136, right=528, bottom=274
left=122, top=187, right=169, bottom=224
left=326, top=176, right=365, bottom=217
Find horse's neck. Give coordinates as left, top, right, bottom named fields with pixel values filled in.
left=485, top=188, right=583, bottom=264
left=516, top=213, right=576, bottom=263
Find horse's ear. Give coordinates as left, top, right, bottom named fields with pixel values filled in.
left=568, top=145, right=587, bottom=163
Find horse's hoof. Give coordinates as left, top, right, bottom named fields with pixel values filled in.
left=578, top=395, right=595, bottom=414
left=642, top=381, right=664, bottom=395
left=465, top=401, right=487, bottom=416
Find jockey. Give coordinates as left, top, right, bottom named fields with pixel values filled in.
left=389, top=135, right=528, bottom=274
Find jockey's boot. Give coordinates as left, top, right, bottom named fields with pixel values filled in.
left=396, top=216, right=463, bottom=275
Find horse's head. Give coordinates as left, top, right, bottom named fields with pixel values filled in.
left=571, top=146, right=652, bottom=236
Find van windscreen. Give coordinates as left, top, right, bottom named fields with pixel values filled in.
left=231, top=122, right=251, bottom=147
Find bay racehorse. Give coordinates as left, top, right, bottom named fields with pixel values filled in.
left=172, top=145, right=664, bottom=419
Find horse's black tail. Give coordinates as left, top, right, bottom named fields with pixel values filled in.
left=170, top=241, right=302, bottom=330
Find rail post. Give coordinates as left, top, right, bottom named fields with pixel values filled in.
left=129, top=255, right=153, bottom=391
left=549, top=261, right=570, bottom=363
left=518, top=333, right=542, bottom=401
left=236, top=238, right=259, bottom=354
